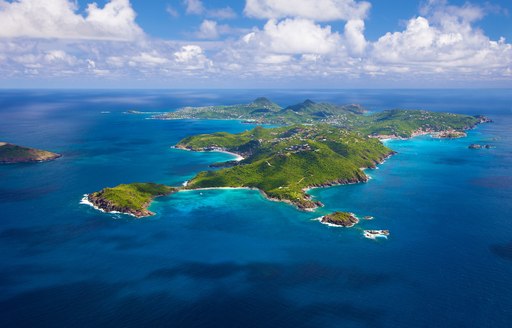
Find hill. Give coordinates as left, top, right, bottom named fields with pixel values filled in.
left=0, top=142, right=61, bottom=164
left=178, top=125, right=394, bottom=210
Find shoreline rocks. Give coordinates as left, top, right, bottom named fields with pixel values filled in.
left=363, top=230, right=390, bottom=239
left=87, top=193, right=154, bottom=218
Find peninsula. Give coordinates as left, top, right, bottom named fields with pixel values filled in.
left=86, top=183, right=177, bottom=218
left=177, top=125, right=393, bottom=210
left=85, top=98, right=491, bottom=218
left=0, top=142, right=61, bottom=164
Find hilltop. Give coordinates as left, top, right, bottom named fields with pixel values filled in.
left=155, top=98, right=487, bottom=138
left=155, top=98, right=367, bottom=125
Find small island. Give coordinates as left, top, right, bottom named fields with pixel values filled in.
left=85, top=183, right=177, bottom=218
left=320, top=212, right=359, bottom=227
left=0, top=142, right=61, bottom=164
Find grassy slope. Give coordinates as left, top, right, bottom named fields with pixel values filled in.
left=89, top=183, right=176, bottom=217
left=158, top=99, right=481, bottom=138
left=0, top=143, right=61, bottom=163
left=181, top=126, right=392, bottom=210
left=157, top=97, right=282, bottom=121
left=89, top=101, right=486, bottom=216
left=359, top=110, right=480, bottom=138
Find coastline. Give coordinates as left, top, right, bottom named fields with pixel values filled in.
left=80, top=194, right=138, bottom=218
left=303, top=152, right=395, bottom=194
left=85, top=122, right=482, bottom=219
left=171, top=145, right=245, bottom=162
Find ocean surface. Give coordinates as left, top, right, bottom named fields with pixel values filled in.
left=0, top=89, right=511, bottom=328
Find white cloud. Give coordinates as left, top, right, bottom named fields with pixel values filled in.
left=258, top=54, right=292, bottom=64
left=244, top=18, right=341, bottom=55
left=44, top=50, right=77, bottom=65
left=0, top=0, right=143, bottom=41
left=174, top=45, right=213, bottom=69
left=197, top=20, right=219, bottom=39
left=0, top=0, right=509, bottom=86
left=344, top=19, right=366, bottom=56
left=371, top=7, right=512, bottom=75
left=244, top=0, right=370, bottom=21
left=130, top=51, right=169, bottom=66
left=195, top=20, right=250, bottom=40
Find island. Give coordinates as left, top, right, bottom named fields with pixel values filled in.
left=176, top=125, right=394, bottom=211
left=156, top=98, right=487, bottom=139
left=85, top=183, right=177, bottom=218
left=319, top=212, right=359, bottom=227
left=86, top=98, right=492, bottom=218
left=0, top=142, right=61, bottom=164
left=154, top=97, right=366, bottom=125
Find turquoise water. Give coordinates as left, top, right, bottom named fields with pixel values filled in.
left=0, top=90, right=511, bottom=327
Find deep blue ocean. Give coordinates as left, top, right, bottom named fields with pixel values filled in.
left=0, top=89, right=511, bottom=328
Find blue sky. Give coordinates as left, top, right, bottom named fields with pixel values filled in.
left=0, top=0, right=511, bottom=88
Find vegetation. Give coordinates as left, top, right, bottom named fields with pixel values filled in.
left=156, top=98, right=367, bottom=125
left=88, top=183, right=177, bottom=218
left=0, top=142, right=61, bottom=164
left=321, top=212, right=359, bottom=227
left=157, top=98, right=486, bottom=138
left=360, top=109, right=480, bottom=138
left=179, top=125, right=393, bottom=210
left=155, top=97, right=282, bottom=121
left=88, top=98, right=492, bottom=217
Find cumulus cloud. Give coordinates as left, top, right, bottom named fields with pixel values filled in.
left=244, top=0, right=370, bottom=21
left=344, top=19, right=366, bottom=56
left=174, top=45, right=213, bottom=70
left=0, top=0, right=143, bottom=41
left=0, top=0, right=510, bottom=86
left=243, top=18, right=341, bottom=55
left=370, top=2, right=512, bottom=76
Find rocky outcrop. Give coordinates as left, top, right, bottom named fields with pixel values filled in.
left=87, top=192, right=153, bottom=218
left=321, top=212, right=359, bottom=227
